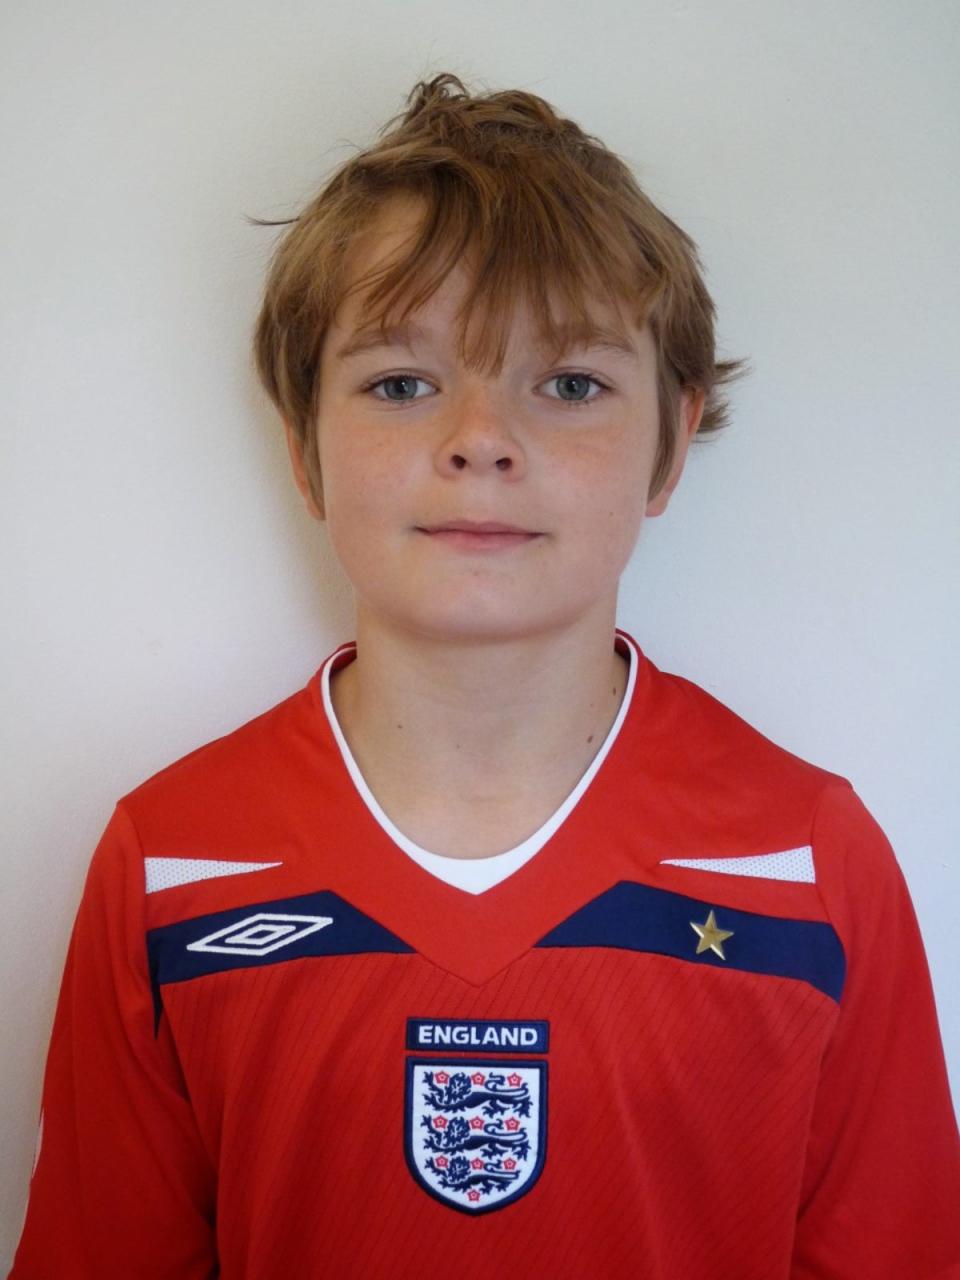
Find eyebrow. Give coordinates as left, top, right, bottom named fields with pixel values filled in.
left=333, top=320, right=639, bottom=363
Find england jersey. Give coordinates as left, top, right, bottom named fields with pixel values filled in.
left=10, top=628, right=960, bottom=1278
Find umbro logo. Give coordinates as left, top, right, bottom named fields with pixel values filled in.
left=186, top=913, right=333, bottom=957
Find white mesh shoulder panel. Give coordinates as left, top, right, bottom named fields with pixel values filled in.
left=659, top=846, right=815, bottom=883
left=144, top=858, right=282, bottom=894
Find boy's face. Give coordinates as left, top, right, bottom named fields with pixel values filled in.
left=286, top=197, right=704, bottom=646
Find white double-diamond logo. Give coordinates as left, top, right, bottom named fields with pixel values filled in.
left=186, top=913, right=333, bottom=957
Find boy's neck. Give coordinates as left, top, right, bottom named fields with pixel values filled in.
left=328, top=607, right=629, bottom=857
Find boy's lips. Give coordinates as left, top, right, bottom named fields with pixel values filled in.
left=418, top=520, right=538, bottom=534
left=415, top=520, right=543, bottom=551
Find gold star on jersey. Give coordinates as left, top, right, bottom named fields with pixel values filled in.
left=690, top=909, right=734, bottom=960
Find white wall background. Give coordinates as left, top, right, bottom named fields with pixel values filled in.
left=2, top=0, right=957, bottom=1264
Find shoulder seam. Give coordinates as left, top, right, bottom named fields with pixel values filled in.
left=807, top=779, right=855, bottom=1002
left=807, top=778, right=853, bottom=913
left=113, top=798, right=152, bottom=968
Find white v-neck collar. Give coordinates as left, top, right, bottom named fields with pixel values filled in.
left=320, top=630, right=639, bottom=895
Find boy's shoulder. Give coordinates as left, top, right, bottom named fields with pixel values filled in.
left=625, top=640, right=916, bottom=935
left=623, top=637, right=854, bottom=814
left=116, top=668, right=325, bottom=844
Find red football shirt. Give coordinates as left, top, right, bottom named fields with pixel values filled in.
left=10, top=629, right=960, bottom=1278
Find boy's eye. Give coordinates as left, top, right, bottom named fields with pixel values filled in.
left=541, top=372, right=608, bottom=404
left=366, top=374, right=435, bottom=403
left=363, top=371, right=609, bottom=405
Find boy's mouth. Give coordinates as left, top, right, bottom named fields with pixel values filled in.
left=418, top=519, right=538, bottom=535
left=416, top=522, right=543, bottom=551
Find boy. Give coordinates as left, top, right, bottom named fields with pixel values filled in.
left=10, top=72, right=960, bottom=1278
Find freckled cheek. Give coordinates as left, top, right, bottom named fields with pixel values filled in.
left=587, top=491, right=647, bottom=572
left=560, top=448, right=649, bottom=559
left=321, top=433, right=416, bottom=548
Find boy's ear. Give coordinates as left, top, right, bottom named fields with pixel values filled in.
left=283, top=419, right=325, bottom=522
left=645, top=387, right=706, bottom=518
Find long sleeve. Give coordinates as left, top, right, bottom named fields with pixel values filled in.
left=791, top=783, right=960, bottom=1278
left=8, top=804, right=219, bottom=1279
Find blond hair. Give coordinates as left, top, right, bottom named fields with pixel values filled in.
left=252, top=72, right=749, bottom=504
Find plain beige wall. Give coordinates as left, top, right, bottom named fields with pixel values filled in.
left=3, top=0, right=958, bottom=1265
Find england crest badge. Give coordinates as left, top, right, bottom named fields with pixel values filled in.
left=404, top=1058, right=547, bottom=1213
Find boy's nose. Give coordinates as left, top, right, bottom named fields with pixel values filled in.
left=435, top=387, right=525, bottom=474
